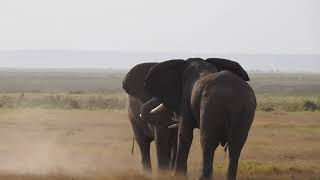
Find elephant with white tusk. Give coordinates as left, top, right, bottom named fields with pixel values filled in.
left=122, top=63, right=178, bottom=172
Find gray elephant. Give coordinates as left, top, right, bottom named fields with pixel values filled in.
left=122, top=62, right=178, bottom=171
left=142, top=58, right=256, bottom=180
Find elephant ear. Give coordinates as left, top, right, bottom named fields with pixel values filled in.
left=145, top=59, right=187, bottom=112
left=122, top=63, right=157, bottom=100
left=206, top=58, right=250, bottom=81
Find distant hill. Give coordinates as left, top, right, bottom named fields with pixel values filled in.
left=0, top=50, right=319, bottom=73
left=0, top=68, right=320, bottom=95
left=0, top=68, right=125, bottom=93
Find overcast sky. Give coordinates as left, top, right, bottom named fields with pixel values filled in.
left=0, top=0, right=319, bottom=54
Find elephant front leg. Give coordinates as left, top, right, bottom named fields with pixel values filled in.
left=174, top=120, right=194, bottom=176
left=154, top=127, right=171, bottom=171
left=169, top=128, right=178, bottom=171
left=131, top=122, right=152, bottom=172
left=138, top=140, right=152, bottom=172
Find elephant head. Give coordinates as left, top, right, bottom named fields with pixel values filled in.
left=122, top=62, right=178, bottom=127
left=122, top=62, right=179, bottom=171
left=122, top=62, right=157, bottom=102
left=145, top=59, right=187, bottom=113
left=144, top=58, right=250, bottom=114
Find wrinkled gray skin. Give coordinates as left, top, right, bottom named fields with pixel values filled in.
left=144, top=58, right=256, bottom=180
left=122, top=63, right=177, bottom=171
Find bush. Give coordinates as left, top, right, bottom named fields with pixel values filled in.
left=261, top=105, right=275, bottom=112
left=285, top=103, right=303, bottom=112
left=303, top=100, right=318, bottom=111
left=0, top=95, right=15, bottom=108
left=68, top=99, right=81, bottom=109
left=68, top=90, right=84, bottom=94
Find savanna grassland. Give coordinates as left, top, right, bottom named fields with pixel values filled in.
left=0, top=69, right=319, bottom=180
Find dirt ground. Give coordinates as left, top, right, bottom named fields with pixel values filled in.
left=0, top=109, right=319, bottom=180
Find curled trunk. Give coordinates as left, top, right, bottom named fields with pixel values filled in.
left=139, top=97, right=163, bottom=122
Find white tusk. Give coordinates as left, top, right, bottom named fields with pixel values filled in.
left=139, top=114, right=142, bottom=118
left=150, top=103, right=166, bottom=114
left=168, top=124, right=178, bottom=128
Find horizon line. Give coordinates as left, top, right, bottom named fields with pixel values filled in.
left=0, top=67, right=319, bottom=74
left=0, top=49, right=320, bottom=56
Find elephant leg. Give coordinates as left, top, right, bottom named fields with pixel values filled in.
left=130, top=121, right=153, bottom=172
left=138, top=140, right=152, bottom=171
left=227, top=135, right=244, bottom=180
left=169, top=128, right=178, bottom=171
left=227, top=112, right=253, bottom=180
left=174, top=119, right=194, bottom=176
left=198, top=146, right=214, bottom=180
left=198, top=138, right=218, bottom=180
left=198, top=107, right=221, bottom=180
left=154, top=127, right=171, bottom=171
left=227, top=129, right=252, bottom=180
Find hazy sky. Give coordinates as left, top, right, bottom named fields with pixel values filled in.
left=0, top=0, right=319, bottom=54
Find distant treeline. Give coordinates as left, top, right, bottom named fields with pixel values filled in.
left=0, top=93, right=126, bottom=110
left=0, top=93, right=319, bottom=112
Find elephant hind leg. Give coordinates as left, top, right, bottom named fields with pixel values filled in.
left=227, top=140, right=241, bottom=180
left=227, top=131, right=247, bottom=180
left=198, top=104, right=224, bottom=180
left=227, top=111, right=255, bottom=180
left=198, top=140, right=218, bottom=180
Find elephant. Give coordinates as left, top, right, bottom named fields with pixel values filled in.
left=142, top=58, right=256, bottom=180
left=122, top=62, right=178, bottom=172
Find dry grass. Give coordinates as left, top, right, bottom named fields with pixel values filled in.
left=0, top=109, right=319, bottom=179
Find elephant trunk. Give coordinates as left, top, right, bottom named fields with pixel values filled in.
left=139, top=97, right=164, bottom=122
left=140, top=98, right=180, bottom=129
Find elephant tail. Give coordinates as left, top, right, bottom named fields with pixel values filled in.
left=224, top=121, right=232, bottom=159
left=131, top=136, right=135, bottom=155
left=224, top=143, right=228, bottom=153
left=223, top=143, right=228, bottom=159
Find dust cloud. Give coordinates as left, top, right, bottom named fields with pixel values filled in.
left=0, top=109, right=141, bottom=176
